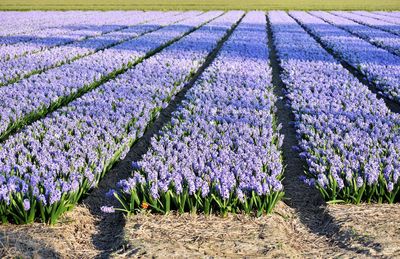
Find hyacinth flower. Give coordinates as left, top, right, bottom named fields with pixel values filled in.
left=0, top=169, right=84, bottom=224
left=309, top=11, right=400, bottom=56
left=334, top=11, right=400, bottom=34
left=269, top=11, right=400, bottom=204
left=0, top=11, right=242, bottom=224
left=0, top=11, right=146, bottom=62
left=104, top=11, right=284, bottom=217
left=289, top=11, right=400, bottom=104
left=0, top=11, right=169, bottom=86
left=0, top=11, right=210, bottom=141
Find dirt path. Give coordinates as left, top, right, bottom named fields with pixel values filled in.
left=2, top=200, right=399, bottom=258
left=118, top=203, right=338, bottom=258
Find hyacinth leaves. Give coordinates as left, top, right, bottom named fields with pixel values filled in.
left=104, top=174, right=284, bottom=217
left=307, top=171, right=400, bottom=205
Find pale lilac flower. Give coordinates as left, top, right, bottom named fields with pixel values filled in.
left=100, top=206, right=115, bottom=213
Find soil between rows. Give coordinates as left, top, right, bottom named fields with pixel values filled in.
left=1, top=202, right=400, bottom=258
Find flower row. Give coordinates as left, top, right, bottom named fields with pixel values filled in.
left=104, top=11, right=284, bottom=217
left=0, top=11, right=219, bottom=139
left=269, top=11, right=400, bottom=204
left=353, top=11, right=400, bottom=26
left=0, top=11, right=243, bottom=224
left=0, top=11, right=152, bottom=44
left=332, top=11, right=400, bottom=36
left=290, top=11, right=400, bottom=104
left=1, top=12, right=174, bottom=61
left=0, top=11, right=96, bottom=39
left=373, top=12, right=400, bottom=19
left=0, top=11, right=177, bottom=85
left=0, top=11, right=134, bottom=58
left=310, top=11, right=400, bottom=56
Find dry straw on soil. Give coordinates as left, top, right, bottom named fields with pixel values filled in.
left=1, top=201, right=399, bottom=258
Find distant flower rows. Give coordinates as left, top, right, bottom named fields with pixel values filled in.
left=0, top=11, right=217, bottom=140
left=310, top=11, right=400, bottom=56
left=290, top=11, right=400, bottom=103
left=0, top=11, right=160, bottom=86
left=334, top=11, right=400, bottom=35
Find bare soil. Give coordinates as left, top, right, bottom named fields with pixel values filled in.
left=116, top=202, right=345, bottom=258
left=327, top=204, right=400, bottom=257
left=1, top=201, right=400, bottom=258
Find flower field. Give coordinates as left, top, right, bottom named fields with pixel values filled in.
left=0, top=9, right=399, bottom=235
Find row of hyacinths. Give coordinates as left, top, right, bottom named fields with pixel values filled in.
left=308, top=11, right=400, bottom=56
left=0, top=11, right=209, bottom=138
left=335, top=11, right=400, bottom=33
left=0, top=11, right=243, bottom=224
left=0, top=11, right=108, bottom=43
left=289, top=11, right=400, bottom=104
left=0, top=11, right=138, bottom=60
left=360, top=11, right=400, bottom=24
left=0, top=12, right=196, bottom=87
left=103, top=11, right=284, bottom=217
left=372, top=12, right=400, bottom=19
left=0, top=11, right=169, bottom=86
left=269, top=11, right=400, bottom=204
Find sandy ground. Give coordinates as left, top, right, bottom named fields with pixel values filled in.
left=1, top=201, right=400, bottom=258
left=327, top=204, right=400, bottom=257
left=117, top=202, right=341, bottom=258
left=115, top=203, right=400, bottom=258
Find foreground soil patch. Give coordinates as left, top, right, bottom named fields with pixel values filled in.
left=115, top=202, right=352, bottom=258
left=0, top=206, right=98, bottom=258
left=0, top=202, right=399, bottom=258
left=327, top=204, right=400, bottom=257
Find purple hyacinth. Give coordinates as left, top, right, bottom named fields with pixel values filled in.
left=290, top=11, right=400, bottom=103
left=23, top=199, right=30, bottom=211
left=269, top=11, right=400, bottom=202
left=0, top=11, right=243, bottom=222
left=100, top=206, right=115, bottom=213
left=109, top=11, right=284, bottom=211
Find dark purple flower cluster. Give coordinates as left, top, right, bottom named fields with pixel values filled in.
left=106, top=11, right=284, bottom=217
left=269, top=11, right=400, bottom=203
